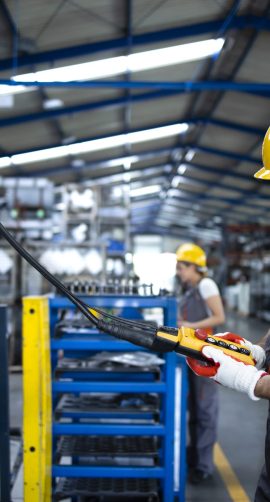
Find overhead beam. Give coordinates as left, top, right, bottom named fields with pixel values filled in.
left=130, top=190, right=265, bottom=218
left=1, top=79, right=270, bottom=97
left=0, top=90, right=266, bottom=135
left=6, top=147, right=260, bottom=185
left=0, top=15, right=269, bottom=71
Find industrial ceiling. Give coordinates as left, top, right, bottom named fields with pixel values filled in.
left=0, top=0, right=270, bottom=240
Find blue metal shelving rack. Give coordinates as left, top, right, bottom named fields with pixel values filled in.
left=23, top=294, right=187, bottom=502
left=0, top=306, right=11, bottom=502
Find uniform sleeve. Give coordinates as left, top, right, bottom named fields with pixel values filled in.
left=199, top=278, right=220, bottom=300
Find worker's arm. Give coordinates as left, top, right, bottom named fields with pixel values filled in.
left=254, top=375, right=270, bottom=399
left=188, top=345, right=267, bottom=401
left=182, top=294, right=225, bottom=329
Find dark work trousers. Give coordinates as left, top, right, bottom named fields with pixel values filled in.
left=187, top=366, right=219, bottom=475
left=180, top=283, right=220, bottom=475
left=254, top=335, right=270, bottom=501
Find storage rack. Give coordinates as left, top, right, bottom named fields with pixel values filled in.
left=22, top=294, right=187, bottom=502
left=0, top=306, right=11, bottom=502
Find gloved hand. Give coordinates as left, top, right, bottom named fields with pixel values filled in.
left=187, top=346, right=267, bottom=401
left=215, top=332, right=266, bottom=369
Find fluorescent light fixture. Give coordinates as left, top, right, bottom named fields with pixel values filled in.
left=178, top=164, right=187, bottom=175
left=167, top=188, right=182, bottom=197
left=55, top=202, right=66, bottom=211
left=123, top=172, right=131, bottom=183
left=0, top=123, right=188, bottom=168
left=159, top=190, right=167, bottom=199
left=107, top=155, right=139, bottom=168
left=185, top=149, right=195, bottom=161
left=43, top=98, right=63, bottom=110
left=130, top=185, right=161, bottom=198
left=0, top=84, right=30, bottom=96
left=123, top=159, right=131, bottom=170
left=164, top=165, right=173, bottom=173
left=0, top=157, right=12, bottom=168
left=171, top=176, right=181, bottom=188
left=0, top=38, right=224, bottom=96
left=71, top=158, right=86, bottom=168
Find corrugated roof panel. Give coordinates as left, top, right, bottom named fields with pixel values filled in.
left=246, top=197, right=270, bottom=207
left=236, top=32, right=270, bottom=84
left=198, top=124, right=260, bottom=154
left=201, top=199, right=230, bottom=209
left=131, top=136, right=176, bottom=153
left=192, top=151, right=235, bottom=169
left=235, top=162, right=259, bottom=175
left=59, top=106, right=122, bottom=139
left=213, top=92, right=270, bottom=129
left=185, top=168, right=220, bottom=183
left=206, top=187, right=245, bottom=199
left=0, top=91, right=44, bottom=117
left=133, top=0, right=223, bottom=32
left=0, top=121, right=57, bottom=151
left=9, top=0, right=125, bottom=52
left=44, top=87, right=124, bottom=107
left=220, top=175, right=255, bottom=190
left=130, top=94, right=188, bottom=128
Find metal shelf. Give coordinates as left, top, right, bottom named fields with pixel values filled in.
left=22, top=294, right=187, bottom=502
left=54, top=477, right=160, bottom=501
left=56, top=435, right=159, bottom=458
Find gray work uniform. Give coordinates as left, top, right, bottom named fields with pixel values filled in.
left=180, top=284, right=219, bottom=475
left=254, top=336, right=270, bottom=502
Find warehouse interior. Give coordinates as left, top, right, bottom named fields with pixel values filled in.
left=1, top=0, right=270, bottom=501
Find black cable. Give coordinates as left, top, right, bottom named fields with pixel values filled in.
left=0, top=222, right=157, bottom=347
left=0, top=222, right=99, bottom=325
left=92, top=306, right=157, bottom=332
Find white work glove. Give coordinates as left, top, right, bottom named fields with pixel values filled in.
left=215, top=332, right=266, bottom=369
left=202, top=346, right=267, bottom=401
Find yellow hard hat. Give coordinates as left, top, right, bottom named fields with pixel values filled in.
left=254, top=126, right=270, bottom=180
left=176, top=243, right=207, bottom=269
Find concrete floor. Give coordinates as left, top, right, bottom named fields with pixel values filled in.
left=8, top=311, right=270, bottom=501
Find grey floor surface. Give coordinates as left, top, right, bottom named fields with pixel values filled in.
left=7, top=311, right=270, bottom=501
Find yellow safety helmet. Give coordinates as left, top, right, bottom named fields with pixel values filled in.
left=176, top=243, right=207, bottom=270
left=254, top=126, right=270, bottom=180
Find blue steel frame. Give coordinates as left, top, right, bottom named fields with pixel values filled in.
left=0, top=305, right=10, bottom=502
left=0, top=15, right=269, bottom=71
left=49, top=295, right=186, bottom=502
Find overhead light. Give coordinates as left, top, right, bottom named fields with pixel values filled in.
left=62, top=135, right=77, bottom=145
left=171, top=176, right=181, bottom=188
left=214, top=216, right=222, bottom=223
left=0, top=157, right=11, bottom=168
left=185, top=149, right=195, bottom=161
left=167, top=188, right=182, bottom=197
left=125, top=252, right=133, bottom=264
left=159, top=190, right=167, bottom=199
left=164, top=165, right=173, bottom=173
left=0, top=123, right=188, bottom=168
left=123, top=159, right=131, bottom=170
left=0, top=38, right=225, bottom=96
left=178, top=164, right=187, bottom=175
left=0, top=84, right=29, bottom=96
left=107, top=155, right=139, bottom=168
left=43, top=98, right=63, bottom=110
left=130, top=185, right=161, bottom=198
left=112, top=186, right=124, bottom=198
left=123, top=172, right=131, bottom=183
left=55, top=202, right=66, bottom=211
left=71, top=158, right=86, bottom=168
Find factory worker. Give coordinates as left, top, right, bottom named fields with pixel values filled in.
left=176, top=243, right=225, bottom=484
left=187, top=127, right=270, bottom=502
